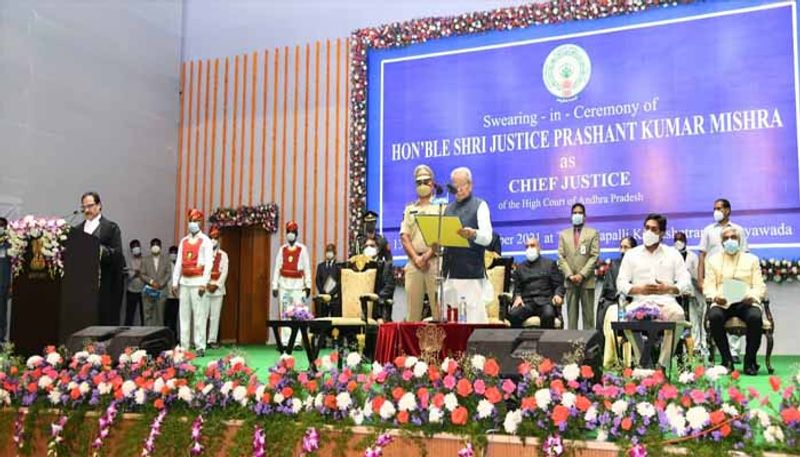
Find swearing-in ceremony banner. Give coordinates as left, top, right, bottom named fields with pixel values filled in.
left=367, top=1, right=799, bottom=259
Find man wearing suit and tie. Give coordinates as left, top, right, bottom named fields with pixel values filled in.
left=76, top=192, right=125, bottom=326
left=557, top=203, right=600, bottom=329
left=315, top=243, right=341, bottom=317
left=141, top=238, right=171, bottom=327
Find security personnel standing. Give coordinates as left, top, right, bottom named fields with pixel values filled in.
left=400, top=164, right=440, bottom=321
left=354, top=210, right=392, bottom=263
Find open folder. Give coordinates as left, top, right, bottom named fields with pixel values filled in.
left=414, top=214, right=470, bottom=248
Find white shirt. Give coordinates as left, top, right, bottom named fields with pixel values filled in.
left=208, top=249, right=229, bottom=296
left=272, top=242, right=312, bottom=290
left=171, top=232, right=214, bottom=288
left=681, top=249, right=699, bottom=283
left=83, top=214, right=101, bottom=235
left=699, top=221, right=748, bottom=257
left=616, top=244, right=692, bottom=307
left=473, top=200, right=493, bottom=247
left=153, top=256, right=160, bottom=272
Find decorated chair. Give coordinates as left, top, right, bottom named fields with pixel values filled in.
left=485, top=255, right=513, bottom=326
left=704, top=297, right=775, bottom=374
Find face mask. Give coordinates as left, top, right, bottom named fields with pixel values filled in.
left=188, top=222, right=200, bottom=234
left=212, top=240, right=219, bottom=249
left=325, top=251, right=334, bottom=261
left=643, top=230, right=660, bottom=247
left=723, top=238, right=740, bottom=255
left=674, top=241, right=686, bottom=251
left=169, top=253, right=178, bottom=262
left=363, top=246, right=378, bottom=258
left=416, top=184, right=432, bottom=198
left=0, top=227, right=6, bottom=236
left=571, top=213, right=584, bottom=226
left=713, top=210, right=725, bottom=223
left=525, top=248, right=539, bottom=262
left=150, top=245, right=161, bottom=255
left=131, top=247, right=141, bottom=256
left=286, top=232, right=297, bottom=243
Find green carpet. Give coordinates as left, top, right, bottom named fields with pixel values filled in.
left=195, top=345, right=799, bottom=403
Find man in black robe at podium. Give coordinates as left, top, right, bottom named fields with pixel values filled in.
left=75, top=192, right=125, bottom=326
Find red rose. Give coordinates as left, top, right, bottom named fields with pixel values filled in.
left=456, top=378, right=473, bottom=397
left=483, top=359, right=500, bottom=377
left=521, top=396, right=537, bottom=411
left=580, top=365, right=594, bottom=379
left=551, top=405, right=570, bottom=425
left=710, top=410, right=725, bottom=426
left=451, top=406, right=469, bottom=425
left=397, top=411, right=409, bottom=424
left=484, top=387, right=502, bottom=404
left=769, top=376, right=781, bottom=392
left=575, top=395, right=591, bottom=412
left=392, top=387, right=405, bottom=401
left=621, top=417, right=633, bottom=431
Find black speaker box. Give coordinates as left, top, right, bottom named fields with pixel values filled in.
left=67, top=326, right=175, bottom=361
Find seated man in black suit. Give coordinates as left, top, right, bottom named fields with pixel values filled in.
left=508, top=238, right=565, bottom=328
left=315, top=243, right=341, bottom=317
left=362, top=238, right=395, bottom=323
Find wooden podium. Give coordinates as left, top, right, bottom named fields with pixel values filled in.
left=10, top=231, right=100, bottom=355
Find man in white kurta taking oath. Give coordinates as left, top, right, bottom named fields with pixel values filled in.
left=271, top=220, right=311, bottom=345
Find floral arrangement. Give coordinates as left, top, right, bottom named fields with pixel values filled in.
left=281, top=306, right=314, bottom=321
left=6, top=215, right=70, bottom=279
left=760, top=258, right=800, bottom=283
left=624, top=302, right=663, bottom=321
left=346, top=1, right=696, bottom=252
left=208, top=203, right=279, bottom=233
left=0, top=344, right=797, bottom=456
left=595, top=258, right=613, bottom=280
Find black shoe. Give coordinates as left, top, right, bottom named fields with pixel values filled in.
left=208, top=342, right=220, bottom=350
left=732, top=355, right=741, bottom=364
left=744, top=364, right=759, bottom=376
left=196, top=349, right=205, bottom=357
left=724, top=360, right=735, bottom=373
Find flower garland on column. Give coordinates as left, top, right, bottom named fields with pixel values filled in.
left=190, top=415, right=204, bottom=456
left=91, top=401, right=119, bottom=456
left=46, top=414, right=68, bottom=456
left=208, top=204, right=279, bottom=233
left=141, top=408, right=168, bottom=457
left=347, top=0, right=696, bottom=253
left=301, top=427, right=320, bottom=455
left=252, top=425, right=266, bottom=457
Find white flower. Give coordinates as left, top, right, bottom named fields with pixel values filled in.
left=67, top=382, right=78, bottom=392
left=48, top=389, right=61, bottom=405
left=471, top=354, right=486, bottom=372
left=596, top=428, right=608, bottom=442
left=0, top=389, right=10, bottom=406
left=178, top=385, right=194, bottom=403
left=795, top=373, right=800, bottom=385
left=441, top=357, right=455, bottom=372
left=705, top=365, right=728, bottom=382
left=274, top=393, right=285, bottom=404
left=429, top=406, right=443, bottom=424
left=611, top=400, right=628, bottom=417
left=404, top=356, right=418, bottom=369
left=398, top=392, right=417, bottom=412
left=314, top=393, right=324, bottom=409
left=636, top=402, right=656, bottom=419
left=632, top=368, right=655, bottom=379
left=336, top=392, right=353, bottom=411
left=686, top=406, right=710, bottom=430
left=220, top=381, right=233, bottom=396
left=350, top=408, right=365, bottom=425
left=134, top=388, right=146, bottom=405
left=166, top=379, right=177, bottom=390
left=118, top=353, right=131, bottom=365
left=753, top=409, right=772, bottom=428
left=764, top=425, right=785, bottom=444
left=678, top=372, right=695, bottom=384
left=74, top=351, right=89, bottom=361
left=562, top=363, right=580, bottom=382
left=444, top=393, right=459, bottom=412
left=413, top=361, right=428, bottom=379
left=371, top=361, right=384, bottom=376
left=229, top=356, right=246, bottom=367
left=304, top=396, right=315, bottom=411
left=561, top=392, right=576, bottom=409
left=320, top=355, right=334, bottom=372
left=131, top=350, right=148, bottom=364
left=232, top=386, right=248, bottom=405
left=291, top=398, right=302, bottom=414
left=87, top=354, right=103, bottom=367
left=153, top=378, right=165, bottom=394
left=346, top=352, right=362, bottom=368
left=477, top=399, right=494, bottom=419
left=79, top=381, right=90, bottom=395
left=363, top=399, right=373, bottom=418
left=535, top=389, right=552, bottom=410
left=122, top=380, right=137, bottom=398
left=721, top=403, right=738, bottom=417
left=203, top=384, right=215, bottom=396
left=26, top=355, right=43, bottom=369
left=38, top=375, right=54, bottom=389
left=379, top=400, right=396, bottom=419
left=584, top=405, right=598, bottom=423
left=503, top=409, right=523, bottom=435
left=46, top=351, right=62, bottom=367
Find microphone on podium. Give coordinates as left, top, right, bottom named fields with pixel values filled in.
left=446, top=183, right=458, bottom=194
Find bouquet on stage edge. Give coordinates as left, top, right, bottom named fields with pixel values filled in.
left=7, top=215, right=71, bottom=279
left=208, top=203, right=279, bottom=233
left=624, top=301, right=663, bottom=321
left=282, top=305, right=314, bottom=321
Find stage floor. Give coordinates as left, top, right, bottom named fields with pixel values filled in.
left=195, top=345, right=799, bottom=404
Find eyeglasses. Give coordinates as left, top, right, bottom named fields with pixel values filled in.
left=80, top=203, right=97, bottom=211
left=415, top=179, right=432, bottom=185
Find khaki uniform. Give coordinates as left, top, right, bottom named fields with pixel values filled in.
left=400, top=200, right=441, bottom=321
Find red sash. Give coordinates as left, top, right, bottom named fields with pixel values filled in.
left=181, top=238, right=203, bottom=277
left=210, top=251, right=222, bottom=280
left=279, top=246, right=303, bottom=279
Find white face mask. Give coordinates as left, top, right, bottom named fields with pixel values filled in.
left=723, top=238, right=740, bottom=255
left=643, top=230, right=660, bottom=247
left=571, top=213, right=584, bottom=226
left=325, top=251, right=334, bottom=261
left=286, top=232, right=297, bottom=243
left=713, top=210, right=725, bottom=223
left=674, top=241, right=686, bottom=252
left=188, top=222, right=200, bottom=234
left=131, top=247, right=141, bottom=256
left=150, top=245, right=161, bottom=255
left=212, top=240, right=219, bottom=249
left=525, top=248, right=539, bottom=262
left=363, top=246, right=378, bottom=258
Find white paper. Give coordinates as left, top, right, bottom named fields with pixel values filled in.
left=722, top=278, right=748, bottom=303
left=323, top=276, right=337, bottom=294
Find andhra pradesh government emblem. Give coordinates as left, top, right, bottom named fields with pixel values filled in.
left=416, top=324, right=446, bottom=364
left=542, top=44, right=591, bottom=101
left=30, top=237, right=46, bottom=271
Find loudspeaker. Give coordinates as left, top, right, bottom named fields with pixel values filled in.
left=467, top=328, right=602, bottom=378
left=67, top=326, right=175, bottom=361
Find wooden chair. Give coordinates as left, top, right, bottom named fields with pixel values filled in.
left=704, top=298, right=775, bottom=374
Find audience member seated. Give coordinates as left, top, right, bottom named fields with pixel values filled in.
left=507, top=238, right=564, bottom=328
left=616, top=213, right=690, bottom=369
left=315, top=243, right=342, bottom=317
left=598, top=236, right=636, bottom=368
left=362, top=238, right=395, bottom=323
left=703, top=226, right=766, bottom=375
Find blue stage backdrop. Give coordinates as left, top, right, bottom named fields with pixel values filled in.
left=366, top=0, right=800, bottom=260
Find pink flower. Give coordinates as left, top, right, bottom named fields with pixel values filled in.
left=689, top=389, right=705, bottom=404
left=502, top=379, right=516, bottom=396
left=473, top=379, right=486, bottom=395
left=443, top=375, right=456, bottom=390
left=401, top=370, right=413, bottom=381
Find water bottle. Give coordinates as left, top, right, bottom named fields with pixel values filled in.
left=617, top=302, right=625, bottom=322
left=458, top=296, right=467, bottom=324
